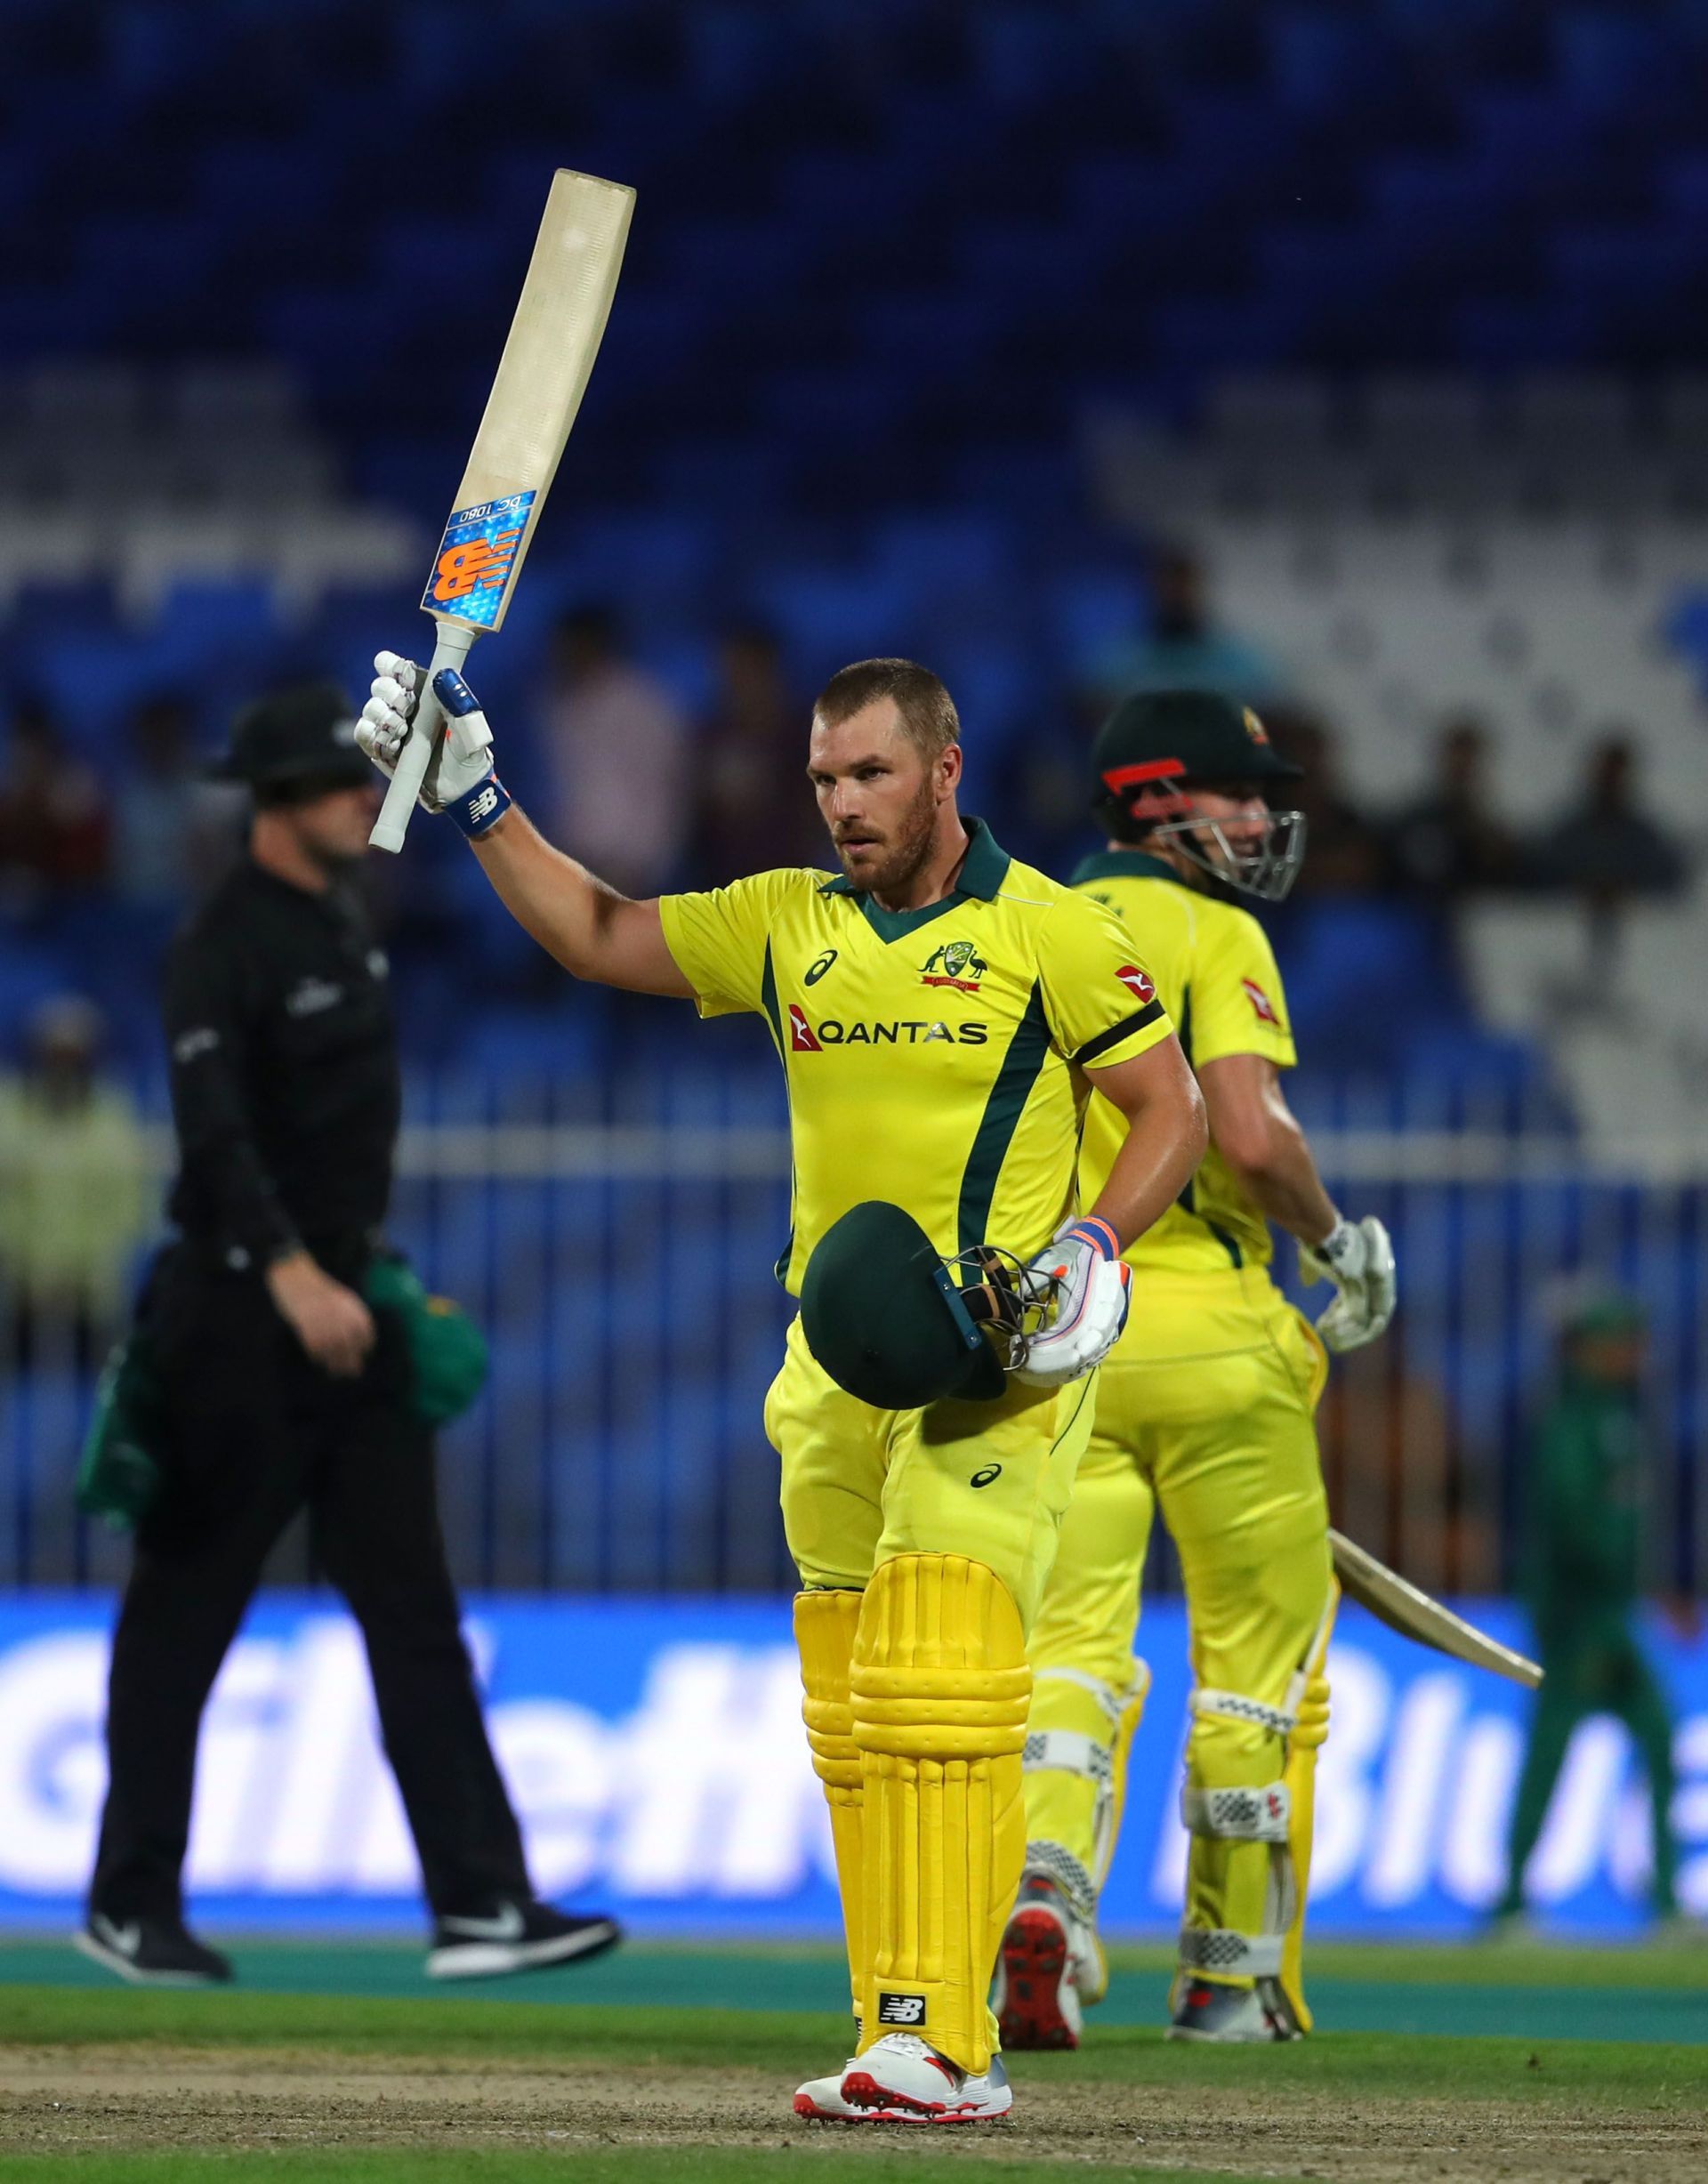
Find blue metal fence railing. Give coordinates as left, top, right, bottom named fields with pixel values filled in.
left=2, top=1100, right=1704, bottom=1596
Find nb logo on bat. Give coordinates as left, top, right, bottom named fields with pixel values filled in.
left=431, top=529, right=524, bottom=604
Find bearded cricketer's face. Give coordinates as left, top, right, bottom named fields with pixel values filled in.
left=808, top=697, right=961, bottom=899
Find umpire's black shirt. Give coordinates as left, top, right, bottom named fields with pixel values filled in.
left=164, top=858, right=399, bottom=1271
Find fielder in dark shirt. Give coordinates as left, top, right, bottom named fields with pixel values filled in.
left=1493, top=1293, right=1688, bottom=1933
left=82, top=682, right=618, bottom=1988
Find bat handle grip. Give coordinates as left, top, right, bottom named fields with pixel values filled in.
left=368, top=625, right=478, bottom=854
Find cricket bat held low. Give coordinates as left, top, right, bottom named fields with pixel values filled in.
left=370, top=168, right=634, bottom=853
left=1330, top=1528, right=1543, bottom=1688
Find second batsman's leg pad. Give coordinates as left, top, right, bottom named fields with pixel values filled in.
left=851, top=1553, right=1031, bottom=2078
left=1179, top=1584, right=1337, bottom=2037
left=1178, top=1683, right=1300, bottom=2030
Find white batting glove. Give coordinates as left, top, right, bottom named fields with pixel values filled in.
left=1301, top=1214, right=1396, bottom=1352
left=1011, top=1216, right=1132, bottom=1388
left=357, top=653, right=511, bottom=836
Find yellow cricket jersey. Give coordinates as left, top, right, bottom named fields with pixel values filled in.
left=658, top=819, right=1174, bottom=1293
left=1072, top=850, right=1295, bottom=1276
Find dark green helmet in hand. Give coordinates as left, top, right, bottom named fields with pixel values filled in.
left=801, top=1201, right=1035, bottom=1410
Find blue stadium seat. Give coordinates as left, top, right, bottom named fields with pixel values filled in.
left=1553, top=10, right=1692, bottom=120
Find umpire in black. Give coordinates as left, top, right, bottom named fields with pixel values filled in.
left=81, top=682, right=618, bottom=1987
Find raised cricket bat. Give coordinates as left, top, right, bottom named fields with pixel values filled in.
left=370, top=168, right=634, bottom=852
left=1330, top=1528, right=1543, bottom=1688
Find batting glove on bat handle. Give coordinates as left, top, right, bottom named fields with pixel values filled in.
left=1011, top=1215, right=1132, bottom=1388
left=1301, top=1213, right=1397, bottom=1352
left=359, top=652, right=512, bottom=843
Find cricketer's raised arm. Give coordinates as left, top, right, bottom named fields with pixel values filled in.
left=359, top=657, right=694, bottom=1000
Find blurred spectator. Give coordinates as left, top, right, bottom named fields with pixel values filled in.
left=1084, top=545, right=1284, bottom=712
left=689, top=623, right=822, bottom=883
left=113, top=692, right=243, bottom=907
left=1386, top=716, right=1523, bottom=895
left=1491, top=1290, right=1691, bottom=1938
left=1263, top=706, right=1385, bottom=895
left=0, top=695, right=111, bottom=917
left=1528, top=733, right=1691, bottom=904
left=0, top=996, right=152, bottom=1370
left=541, top=605, right=690, bottom=897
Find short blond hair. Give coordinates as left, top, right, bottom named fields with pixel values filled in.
left=812, top=657, right=960, bottom=760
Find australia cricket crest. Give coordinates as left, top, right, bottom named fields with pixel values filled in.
left=921, top=939, right=987, bottom=994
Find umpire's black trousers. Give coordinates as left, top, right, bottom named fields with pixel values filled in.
left=91, top=1244, right=530, bottom=1924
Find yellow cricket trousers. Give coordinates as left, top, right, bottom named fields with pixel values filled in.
left=1024, top=1267, right=1335, bottom=2025
left=767, top=1314, right=1100, bottom=2073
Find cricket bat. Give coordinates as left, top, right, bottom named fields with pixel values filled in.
left=370, top=168, right=634, bottom=853
left=1330, top=1529, right=1543, bottom=1689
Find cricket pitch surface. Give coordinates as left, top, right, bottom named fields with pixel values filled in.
left=2, top=1939, right=1705, bottom=2183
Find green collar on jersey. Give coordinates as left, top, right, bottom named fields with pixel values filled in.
left=819, top=815, right=1011, bottom=941
left=1069, top=847, right=1183, bottom=889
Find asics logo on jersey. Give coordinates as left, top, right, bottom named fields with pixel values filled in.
left=1116, top=964, right=1156, bottom=1005
left=921, top=938, right=987, bottom=993
left=803, top=949, right=837, bottom=987
left=969, top=1464, right=1002, bottom=1489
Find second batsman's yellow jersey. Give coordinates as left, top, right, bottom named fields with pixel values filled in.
left=1072, top=850, right=1295, bottom=1277
left=658, top=819, right=1174, bottom=1293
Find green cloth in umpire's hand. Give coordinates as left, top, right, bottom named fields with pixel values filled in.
left=76, top=1336, right=165, bottom=1531
left=363, top=1256, right=489, bottom=1425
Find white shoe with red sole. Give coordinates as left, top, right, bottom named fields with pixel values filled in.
left=794, top=2063, right=870, bottom=2122
left=839, top=2032, right=1012, bottom=2124
left=995, top=1857, right=1108, bottom=2051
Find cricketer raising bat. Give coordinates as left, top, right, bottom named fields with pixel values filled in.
left=1330, top=1528, right=1543, bottom=1688
left=370, top=168, right=634, bottom=853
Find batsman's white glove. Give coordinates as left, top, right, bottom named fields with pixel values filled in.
left=357, top=654, right=512, bottom=837
left=1301, top=1214, right=1396, bottom=1352
left=1011, top=1215, right=1132, bottom=1388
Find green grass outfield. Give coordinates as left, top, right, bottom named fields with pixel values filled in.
left=4, top=1939, right=1705, bottom=2183
left=0, top=2158, right=1252, bottom=2184
left=4, top=1933, right=1707, bottom=2043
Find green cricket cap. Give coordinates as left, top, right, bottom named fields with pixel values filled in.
left=1093, top=689, right=1301, bottom=807
left=801, top=1201, right=1008, bottom=1410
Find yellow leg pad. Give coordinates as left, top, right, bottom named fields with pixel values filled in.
left=1021, top=1669, right=1120, bottom=1885
left=795, top=1588, right=866, bottom=2022
left=1100, top=1665, right=1149, bottom=1890
left=1181, top=1714, right=1284, bottom=1993
left=851, top=1554, right=1030, bottom=2076
left=1278, top=1584, right=1337, bottom=2035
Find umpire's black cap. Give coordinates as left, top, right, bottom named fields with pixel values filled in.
left=801, top=1201, right=1009, bottom=1410
left=1093, top=689, right=1302, bottom=808
left=208, top=681, right=371, bottom=791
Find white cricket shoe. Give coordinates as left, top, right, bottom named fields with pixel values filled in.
left=1166, top=1978, right=1297, bottom=2043
left=994, top=1869, right=1102, bottom=2050
left=839, top=2032, right=1013, bottom=2124
left=793, top=2061, right=868, bottom=2123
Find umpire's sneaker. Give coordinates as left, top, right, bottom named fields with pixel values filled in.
left=1166, top=1978, right=1296, bottom=2043
left=426, top=1898, right=621, bottom=1979
left=76, top=1911, right=233, bottom=1988
left=840, top=2033, right=1013, bottom=2124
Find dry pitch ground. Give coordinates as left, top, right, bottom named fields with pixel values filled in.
left=1, top=1943, right=1704, bottom=2182
left=4, top=2043, right=1707, bottom=2183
